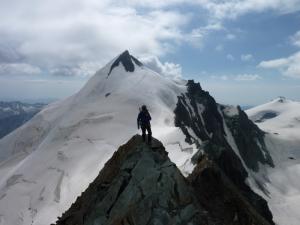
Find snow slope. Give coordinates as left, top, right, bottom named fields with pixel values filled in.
left=246, top=97, right=300, bottom=225
left=0, top=52, right=197, bottom=225
left=0, top=50, right=278, bottom=225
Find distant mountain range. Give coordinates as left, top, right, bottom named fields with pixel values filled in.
left=0, top=101, right=46, bottom=139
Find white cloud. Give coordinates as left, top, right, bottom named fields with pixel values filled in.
left=125, top=0, right=300, bottom=19
left=0, top=0, right=299, bottom=77
left=0, top=63, right=41, bottom=76
left=185, top=22, right=224, bottom=48
left=210, top=73, right=261, bottom=81
left=194, top=0, right=300, bottom=20
left=259, top=51, right=300, bottom=78
left=226, top=33, right=236, bottom=40
left=0, top=45, right=23, bottom=63
left=234, top=74, right=262, bottom=81
left=185, top=28, right=206, bottom=48
left=259, top=58, right=289, bottom=68
left=0, top=0, right=192, bottom=76
left=210, top=75, right=229, bottom=81
left=50, top=62, right=103, bottom=77
left=226, top=54, right=235, bottom=61
left=220, top=75, right=229, bottom=80
left=241, top=54, right=253, bottom=62
left=139, top=55, right=182, bottom=79
left=291, top=31, right=300, bottom=47
left=215, top=44, right=224, bottom=52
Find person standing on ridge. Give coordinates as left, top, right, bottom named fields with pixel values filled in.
left=137, top=105, right=152, bottom=143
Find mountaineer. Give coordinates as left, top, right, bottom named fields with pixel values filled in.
left=137, top=105, right=152, bottom=143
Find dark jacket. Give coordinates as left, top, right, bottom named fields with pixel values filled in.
left=137, top=110, right=151, bottom=127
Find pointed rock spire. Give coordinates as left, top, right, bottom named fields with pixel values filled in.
left=108, top=50, right=143, bottom=76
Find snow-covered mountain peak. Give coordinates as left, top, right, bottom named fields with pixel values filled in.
left=75, top=50, right=183, bottom=108
left=0, top=52, right=189, bottom=225
left=0, top=52, right=276, bottom=225
left=107, top=50, right=143, bottom=76
left=275, top=96, right=287, bottom=103
left=271, top=96, right=293, bottom=104
left=246, top=98, right=300, bottom=225
left=246, top=97, right=300, bottom=138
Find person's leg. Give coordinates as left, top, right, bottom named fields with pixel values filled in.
left=146, top=124, right=152, bottom=143
left=141, top=125, right=146, bottom=142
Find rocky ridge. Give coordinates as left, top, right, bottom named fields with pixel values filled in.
left=54, top=135, right=273, bottom=225
left=174, top=80, right=274, bottom=224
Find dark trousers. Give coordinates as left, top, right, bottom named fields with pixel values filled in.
left=141, top=124, right=152, bottom=143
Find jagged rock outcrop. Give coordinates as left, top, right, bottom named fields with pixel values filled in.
left=189, top=155, right=272, bottom=225
left=54, top=135, right=212, bottom=225
left=222, top=105, right=274, bottom=171
left=54, top=135, right=273, bottom=225
left=108, top=50, right=143, bottom=76
left=174, top=80, right=274, bottom=225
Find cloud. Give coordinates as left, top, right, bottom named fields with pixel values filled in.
left=139, top=55, right=182, bottom=79
left=226, top=33, right=236, bottom=40
left=259, top=51, right=300, bottom=78
left=215, top=44, right=224, bottom=52
left=259, top=58, right=289, bottom=68
left=291, top=31, right=300, bottom=47
left=0, top=45, right=24, bottom=63
left=210, top=75, right=229, bottom=80
left=0, top=0, right=299, bottom=77
left=125, top=0, right=300, bottom=19
left=50, top=62, right=103, bottom=77
left=241, top=54, right=254, bottom=62
left=185, top=22, right=224, bottom=48
left=210, top=73, right=261, bottom=81
left=220, top=75, right=229, bottom=80
left=0, top=1, right=191, bottom=76
left=0, top=63, right=41, bottom=76
left=194, top=0, right=300, bottom=20
left=234, top=74, right=262, bottom=81
left=210, top=75, right=230, bottom=81
left=226, top=54, right=235, bottom=61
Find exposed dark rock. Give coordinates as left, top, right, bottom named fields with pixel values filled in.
left=108, top=50, right=143, bottom=76
left=174, top=80, right=225, bottom=146
left=54, top=135, right=213, bottom=225
left=188, top=156, right=272, bottom=225
left=174, top=80, right=274, bottom=224
left=54, top=135, right=273, bottom=225
left=222, top=106, right=274, bottom=171
left=255, top=112, right=278, bottom=123
left=277, top=96, right=286, bottom=103
left=261, top=112, right=278, bottom=120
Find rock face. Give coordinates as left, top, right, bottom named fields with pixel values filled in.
left=54, top=135, right=273, bottom=225
left=108, top=50, right=143, bottom=76
left=254, top=111, right=278, bottom=123
left=174, top=80, right=274, bottom=224
left=54, top=135, right=211, bottom=225
left=222, top=106, right=274, bottom=171
left=189, top=155, right=272, bottom=225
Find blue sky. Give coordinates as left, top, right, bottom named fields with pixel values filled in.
left=0, top=0, right=300, bottom=105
